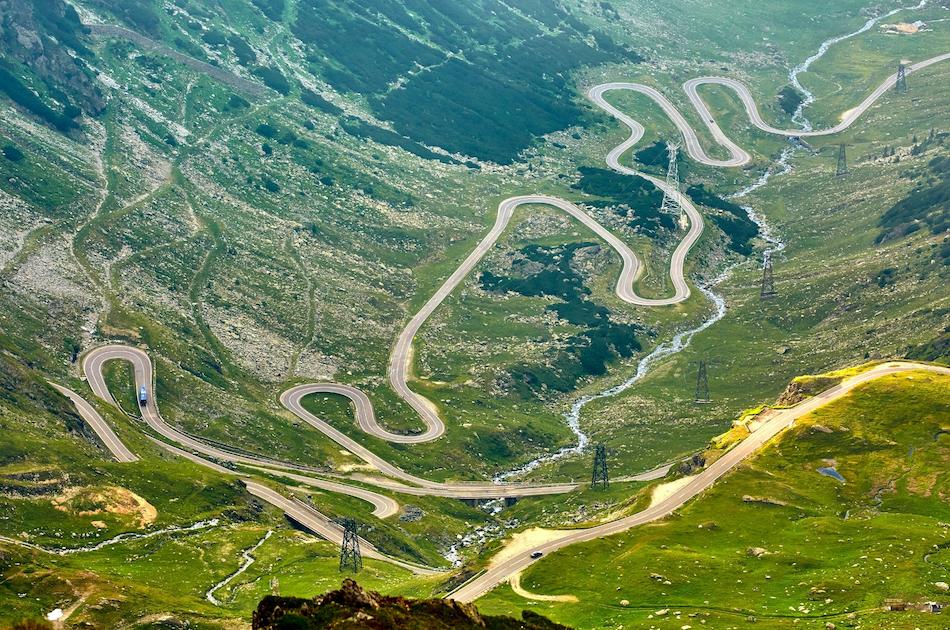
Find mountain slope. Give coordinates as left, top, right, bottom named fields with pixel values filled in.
left=477, top=368, right=950, bottom=628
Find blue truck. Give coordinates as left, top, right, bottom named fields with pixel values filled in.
left=138, top=385, right=148, bottom=406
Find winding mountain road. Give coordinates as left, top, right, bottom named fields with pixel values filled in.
left=382, top=52, right=950, bottom=441
left=48, top=51, right=950, bottom=585
left=242, top=481, right=437, bottom=575
left=683, top=53, right=950, bottom=142
left=80, top=346, right=595, bottom=499
left=78, top=346, right=663, bottom=499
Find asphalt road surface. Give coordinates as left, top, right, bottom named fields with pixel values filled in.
left=683, top=53, right=950, bottom=141
left=386, top=52, right=949, bottom=444
left=82, top=346, right=599, bottom=500
left=49, top=382, right=138, bottom=463
left=243, top=480, right=437, bottom=575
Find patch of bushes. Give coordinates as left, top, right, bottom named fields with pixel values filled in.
left=301, top=89, right=343, bottom=116
left=634, top=140, right=682, bottom=172
left=33, top=0, right=92, bottom=56
left=877, top=154, right=949, bottom=249
left=254, top=123, right=279, bottom=138
left=225, top=94, right=250, bottom=111
left=88, top=0, right=161, bottom=36
left=482, top=242, right=644, bottom=395
left=572, top=166, right=671, bottom=236
left=251, top=0, right=285, bottom=21
left=687, top=184, right=758, bottom=255
left=875, top=267, right=896, bottom=288
left=261, top=176, right=280, bottom=193
left=201, top=28, right=228, bottom=47
left=2, top=144, right=25, bottom=162
left=905, top=328, right=950, bottom=364
left=0, top=67, right=80, bottom=132
left=291, top=0, right=641, bottom=163
left=252, top=65, right=290, bottom=95
left=227, top=34, right=256, bottom=65
left=777, top=85, right=803, bottom=116
left=339, top=116, right=459, bottom=164
left=173, top=36, right=207, bottom=59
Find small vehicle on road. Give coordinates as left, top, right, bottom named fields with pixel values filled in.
left=530, top=551, right=543, bottom=559
left=138, top=385, right=148, bottom=406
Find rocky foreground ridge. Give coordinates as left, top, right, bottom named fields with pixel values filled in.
left=252, top=579, right=572, bottom=629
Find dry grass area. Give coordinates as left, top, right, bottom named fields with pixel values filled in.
left=509, top=571, right=578, bottom=603
left=488, top=527, right=572, bottom=571
left=52, top=486, right=157, bottom=528
left=646, top=474, right=696, bottom=509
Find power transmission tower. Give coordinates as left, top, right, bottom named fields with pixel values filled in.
left=836, top=143, right=848, bottom=177
left=694, top=360, right=711, bottom=403
left=339, top=518, right=362, bottom=573
left=895, top=62, right=907, bottom=94
left=760, top=257, right=777, bottom=299
left=591, top=444, right=609, bottom=490
left=659, top=142, right=686, bottom=228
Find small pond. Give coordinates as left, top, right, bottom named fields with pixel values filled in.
left=816, top=466, right=846, bottom=483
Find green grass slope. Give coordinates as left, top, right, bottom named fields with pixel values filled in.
left=477, top=369, right=950, bottom=629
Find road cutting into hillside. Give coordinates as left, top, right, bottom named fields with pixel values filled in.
left=448, top=362, right=950, bottom=602
left=48, top=382, right=138, bottom=463
left=64, top=345, right=666, bottom=573
left=81, top=346, right=662, bottom=500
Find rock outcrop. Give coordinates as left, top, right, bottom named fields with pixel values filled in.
left=776, top=375, right=841, bottom=406
left=0, top=0, right=105, bottom=122
left=252, top=579, right=572, bottom=629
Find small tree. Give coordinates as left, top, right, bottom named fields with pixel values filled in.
left=63, top=337, right=81, bottom=363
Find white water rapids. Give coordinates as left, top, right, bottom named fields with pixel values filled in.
left=206, top=529, right=273, bottom=605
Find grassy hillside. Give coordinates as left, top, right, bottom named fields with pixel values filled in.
left=477, top=368, right=950, bottom=629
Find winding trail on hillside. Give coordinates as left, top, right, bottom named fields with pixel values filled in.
left=448, top=363, right=950, bottom=602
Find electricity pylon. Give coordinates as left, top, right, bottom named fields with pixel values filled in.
left=591, top=444, right=609, bottom=490
left=895, top=62, right=907, bottom=94
left=339, top=518, right=362, bottom=573
left=694, top=360, right=711, bottom=403
left=659, top=142, right=686, bottom=228
left=836, top=143, right=848, bottom=177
